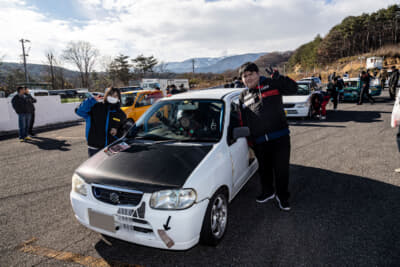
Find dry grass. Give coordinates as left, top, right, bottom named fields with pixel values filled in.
left=368, top=45, right=400, bottom=58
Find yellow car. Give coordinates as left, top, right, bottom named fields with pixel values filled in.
left=121, top=90, right=164, bottom=122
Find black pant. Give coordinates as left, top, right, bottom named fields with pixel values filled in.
left=28, top=112, right=35, bottom=135
left=254, top=135, right=290, bottom=201
left=331, top=92, right=338, bottom=110
left=359, top=86, right=374, bottom=104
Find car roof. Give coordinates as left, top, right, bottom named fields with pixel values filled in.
left=121, top=90, right=142, bottom=94
left=165, top=88, right=242, bottom=100
left=28, top=89, right=49, bottom=92
left=301, top=77, right=319, bottom=80
left=297, top=80, right=313, bottom=84
left=344, top=78, right=359, bottom=81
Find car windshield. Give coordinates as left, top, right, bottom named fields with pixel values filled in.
left=295, top=84, right=310, bottom=95
left=121, top=92, right=137, bottom=107
left=127, top=99, right=224, bottom=142
left=344, top=81, right=359, bottom=88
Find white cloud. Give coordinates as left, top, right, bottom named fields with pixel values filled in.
left=0, top=0, right=398, bottom=70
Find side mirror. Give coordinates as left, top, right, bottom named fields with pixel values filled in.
left=232, top=127, right=250, bottom=140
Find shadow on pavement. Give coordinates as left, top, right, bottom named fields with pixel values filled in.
left=290, top=110, right=384, bottom=125
left=24, top=136, right=71, bottom=151
left=0, top=121, right=83, bottom=141
left=326, top=110, right=383, bottom=123
left=93, top=165, right=400, bottom=266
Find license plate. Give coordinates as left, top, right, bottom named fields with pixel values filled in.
left=88, top=209, right=116, bottom=233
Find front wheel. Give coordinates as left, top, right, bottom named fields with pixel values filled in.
left=200, top=189, right=228, bottom=246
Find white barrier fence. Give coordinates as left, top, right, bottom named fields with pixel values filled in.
left=0, top=96, right=82, bottom=133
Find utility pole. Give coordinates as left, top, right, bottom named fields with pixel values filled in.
left=20, top=38, right=30, bottom=83
left=192, top=59, right=195, bottom=73
left=48, top=52, right=55, bottom=89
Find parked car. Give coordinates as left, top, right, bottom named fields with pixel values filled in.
left=49, top=89, right=78, bottom=99
left=118, top=86, right=143, bottom=93
left=77, top=91, right=93, bottom=100
left=299, top=77, right=322, bottom=90
left=121, top=90, right=164, bottom=122
left=282, top=81, right=313, bottom=118
left=8, top=89, right=49, bottom=98
left=341, top=77, right=382, bottom=102
left=70, top=88, right=258, bottom=250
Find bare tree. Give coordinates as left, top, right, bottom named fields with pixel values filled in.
left=45, top=50, right=56, bottom=89
left=63, top=41, right=99, bottom=88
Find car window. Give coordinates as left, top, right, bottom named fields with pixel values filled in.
left=121, top=93, right=137, bottom=107
left=296, top=84, right=310, bottom=95
left=135, top=92, right=163, bottom=107
left=129, top=99, right=224, bottom=142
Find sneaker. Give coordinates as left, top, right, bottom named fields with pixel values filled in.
left=276, top=196, right=291, bottom=211
left=395, top=168, right=400, bottom=173
left=256, top=192, right=275, bottom=203
left=320, top=116, right=326, bottom=120
left=24, top=136, right=32, bottom=140
left=19, top=138, right=25, bottom=142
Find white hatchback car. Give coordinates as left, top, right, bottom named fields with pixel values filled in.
left=283, top=82, right=313, bottom=118
left=70, top=88, right=258, bottom=250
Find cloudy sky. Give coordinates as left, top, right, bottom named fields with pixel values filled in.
left=0, top=0, right=398, bottom=70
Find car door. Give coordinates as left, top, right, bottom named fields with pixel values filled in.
left=227, top=97, right=250, bottom=194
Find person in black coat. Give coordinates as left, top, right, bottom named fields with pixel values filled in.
left=11, top=87, right=32, bottom=141
left=358, top=71, right=375, bottom=105
left=25, top=87, right=37, bottom=136
left=327, top=77, right=341, bottom=111
left=76, top=87, right=127, bottom=157
left=389, top=66, right=399, bottom=100
left=238, top=62, right=298, bottom=211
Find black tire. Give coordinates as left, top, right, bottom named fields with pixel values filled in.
left=200, top=188, right=228, bottom=246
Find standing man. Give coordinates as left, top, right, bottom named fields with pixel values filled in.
left=358, top=71, right=375, bottom=105
left=238, top=62, right=297, bottom=211
left=327, top=77, right=340, bottom=111
left=11, top=87, right=32, bottom=141
left=379, top=68, right=388, bottom=91
left=389, top=66, right=399, bottom=100
left=25, top=87, right=37, bottom=136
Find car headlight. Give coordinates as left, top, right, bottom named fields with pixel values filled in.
left=295, top=102, right=308, bottom=108
left=150, top=189, right=197, bottom=210
left=72, top=173, right=87, bottom=196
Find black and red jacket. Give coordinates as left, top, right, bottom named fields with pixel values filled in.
left=239, top=75, right=298, bottom=140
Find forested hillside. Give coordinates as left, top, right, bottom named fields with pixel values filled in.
left=289, top=5, right=400, bottom=70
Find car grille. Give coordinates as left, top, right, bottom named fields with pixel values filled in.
left=284, top=104, right=295, bottom=108
left=92, top=185, right=143, bottom=206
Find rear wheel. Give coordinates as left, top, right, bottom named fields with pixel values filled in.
left=200, top=189, right=228, bottom=246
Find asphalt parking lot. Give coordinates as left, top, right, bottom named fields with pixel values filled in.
left=1, top=91, right=400, bottom=266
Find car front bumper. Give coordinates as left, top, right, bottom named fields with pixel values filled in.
left=70, top=187, right=209, bottom=250
left=285, top=107, right=309, bottom=118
